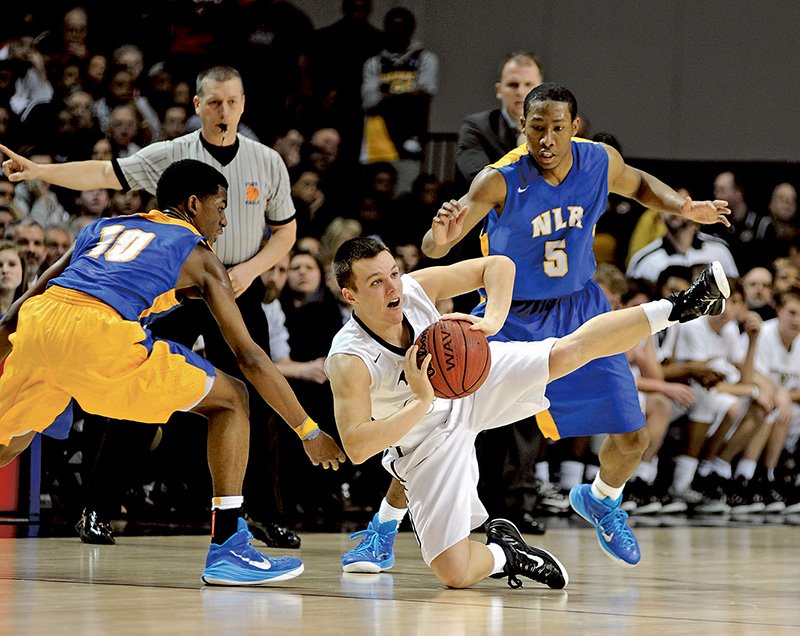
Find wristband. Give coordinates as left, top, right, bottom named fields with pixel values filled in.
left=750, top=385, right=760, bottom=400
left=295, top=417, right=320, bottom=440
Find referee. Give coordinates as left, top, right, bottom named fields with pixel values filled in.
left=1, top=66, right=332, bottom=547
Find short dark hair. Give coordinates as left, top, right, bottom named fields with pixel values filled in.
left=384, top=7, right=415, bottom=32
left=156, top=159, right=228, bottom=210
left=333, top=237, right=390, bottom=291
left=196, top=66, right=242, bottom=97
left=523, top=82, right=578, bottom=120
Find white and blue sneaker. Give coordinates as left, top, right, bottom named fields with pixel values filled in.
left=341, top=514, right=397, bottom=573
left=202, top=518, right=304, bottom=585
left=569, top=485, right=641, bottom=567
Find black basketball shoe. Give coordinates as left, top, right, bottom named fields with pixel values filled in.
left=76, top=508, right=115, bottom=545
left=486, top=518, right=568, bottom=589
left=667, top=261, right=730, bottom=323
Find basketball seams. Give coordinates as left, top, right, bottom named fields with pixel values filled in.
left=416, top=319, right=490, bottom=400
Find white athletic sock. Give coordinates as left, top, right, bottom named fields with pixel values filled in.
left=766, top=467, right=776, bottom=482
left=672, top=455, right=699, bottom=494
left=641, top=299, right=678, bottom=334
left=560, top=461, right=585, bottom=490
left=697, top=460, right=712, bottom=478
left=636, top=459, right=658, bottom=485
left=378, top=498, right=407, bottom=524
left=211, top=495, right=244, bottom=510
left=711, top=457, right=732, bottom=480
left=535, top=461, right=551, bottom=485
left=584, top=464, right=600, bottom=482
left=590, top=474, right=625, bottom=501
left=734, top=458, right=757, bottom=481
left=487, top=541, right=507, bottom=575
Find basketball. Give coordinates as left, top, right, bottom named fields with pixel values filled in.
left=415, top=319, right=491, bottom=399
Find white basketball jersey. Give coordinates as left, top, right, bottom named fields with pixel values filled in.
left=326, top=274, right=454, bottom=451
left=755, top=319, right=800, bottom=391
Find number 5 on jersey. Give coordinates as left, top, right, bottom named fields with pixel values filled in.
left=544, top=239, right=568, bottom=277
left=87, top=225, right=156, bottom=263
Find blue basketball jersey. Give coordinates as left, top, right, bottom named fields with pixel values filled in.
left=483, top=139, right=609, bottom=300
left=49, top=210, right=207, bottom=322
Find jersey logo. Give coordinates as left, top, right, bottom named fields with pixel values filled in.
left=531, top=206, right=585, bottom=238
left=245, top=183, right=260, bottom=204
left=517, top=185, right=529, bottom=193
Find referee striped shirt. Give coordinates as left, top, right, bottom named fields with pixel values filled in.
left=113, top=130, right=295, bottom=266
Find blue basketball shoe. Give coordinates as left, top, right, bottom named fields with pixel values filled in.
left=202, top=518, right=304, bottom=585
left=341, top=514, right=398, bottom=573
left=569, top=485, right=641, bottom=567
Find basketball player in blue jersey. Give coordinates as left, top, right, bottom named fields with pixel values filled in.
left=416, top=83, right=731, bottom=567
left=0, top=159, right=344, bottom=585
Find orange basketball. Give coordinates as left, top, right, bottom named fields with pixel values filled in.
left=415, top=319, right=491, bottom=399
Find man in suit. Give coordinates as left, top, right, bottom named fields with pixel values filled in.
left=455, top=52, right=543, bottom=188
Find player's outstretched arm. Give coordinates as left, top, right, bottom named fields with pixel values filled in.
left=421, top=168, right=506, bottom=258
left=604, top=143, right=730, bottom=227
left=1, top=143, right=121, bottom=191
left=182, top=245, right=345, bottom=469
left=329, top=347, right=433, bottom=464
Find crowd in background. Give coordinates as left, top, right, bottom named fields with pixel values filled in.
left=1, top=1, right=799, bottom=533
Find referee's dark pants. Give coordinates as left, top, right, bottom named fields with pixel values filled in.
left=79, top=278, right=284, bottom=525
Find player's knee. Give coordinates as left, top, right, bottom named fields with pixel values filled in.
left=432, top=563, right=472, bottom=589
left=615, top=427, right=649, bottom=456
left=228, top=377, right=249, bottom=417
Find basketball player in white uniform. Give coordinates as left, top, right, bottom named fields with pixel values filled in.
left=753, top=287, right=800, bottom=510
left=326, top=235, right=730, bottom=589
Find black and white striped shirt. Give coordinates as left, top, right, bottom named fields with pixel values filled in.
left=113, top=130, right=295, bottom=266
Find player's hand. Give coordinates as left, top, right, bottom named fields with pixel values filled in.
left=441, top=312, right=501, bottom=337
left=226, top=263, right=256, bottom=298
left=679, top=196, right=731, bottom=227
left=299, top=358, right=328, bottom=384
left=302, top=430, right=346, bottom=470
left=431, top=200, right=468, bottom=246
left=743, top=311, right=762, bottom=341
left=0, top=144, right=40, bottom=182
left=406, top=344, right=434, bottom=405
left=661, top=382, right=696, bottom=408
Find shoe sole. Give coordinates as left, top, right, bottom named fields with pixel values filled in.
left=569, top=489, right=639, bottom=568
left=659, top=501, right=688, bottom=514
left=490, top=518, right=569, bottom=588
left=710, top=261, right=731, bottom=299
left=632, top=502, right=662, bottom=515
left=341, top=560, right=393, bottom=574
left=201, top=563, right=304, bottom=586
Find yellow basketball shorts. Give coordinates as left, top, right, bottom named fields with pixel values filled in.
left=0, top=287, right=216, bottom=446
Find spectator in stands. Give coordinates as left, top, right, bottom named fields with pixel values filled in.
left=773, top=257, right=800, bottom=295
left=91, top=137, right=112, bottom=161
left=84, top=54, right=107, bottom=100
left=0, top=24, right=54, bottom=123
left=273, top=128, right=304, bottom=170
left=361, top=6, right=438, bottom=194
left=43, top=224, right=72, bottom=267
left=766, top=182, right=798, bottom=259
left=159, top=106, right=187, bottom=141
left=308, top=0, right=383, bottom=165
left=290, top=163, right=326, bottom=239
left=627, top=212, right=738, bottom=282
left=742, top=266, right=776, bottom=320
left=708, top=171, right=775, bottom=271
left=94, top=68, right=160, bottom=146
left=107, top=105, right=142, bottom=158
left=12, top=152, right=68, bottom=226
left=0, top=239, right=25, bottom=316
left=9, top=218, right=46, bottom=289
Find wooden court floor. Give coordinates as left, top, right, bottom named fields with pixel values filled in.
left=1, top=525, right=799, bottom=635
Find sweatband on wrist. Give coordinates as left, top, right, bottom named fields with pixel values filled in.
left=294, top=417, right=320, bottom=440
